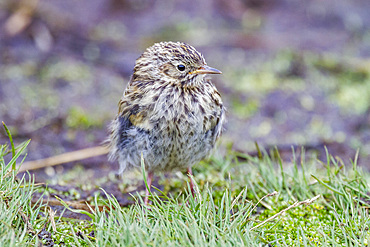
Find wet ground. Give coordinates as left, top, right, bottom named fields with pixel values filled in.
left=1, top=0, right=369, bottom=214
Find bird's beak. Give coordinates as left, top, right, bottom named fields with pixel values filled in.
left=190, top=65, right=222, bottom=75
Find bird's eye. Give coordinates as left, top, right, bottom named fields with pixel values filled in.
left=177, top=64, right=186, bottom=71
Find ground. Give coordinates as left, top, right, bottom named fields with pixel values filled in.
left=0, top=0, right=370, bottom=245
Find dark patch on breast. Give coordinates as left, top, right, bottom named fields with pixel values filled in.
left=175, top=124, right=181, bottom=137
left=165, top=94, right=171, bottom=101
left=146, top=81, right=154, bottom=86
left=199, top=104, right=205, bottom=114
left=191, top=95, right=198, bottom=104
left=147, top=103, right=155, bottom=112
left=203, top=117, right=208, bottom=127
left=184, top=103, right=189, bottom=115
left=153, top=95, right=159, bottom=101
left=140, top=111, right=148, bottom=119
left=130, top=104, right=140, bottom=114
left=180, top=89, right=185, bottom=99
left=135, top=81, right=144, bottom=88
left=158, top=85, right=166, bottom=94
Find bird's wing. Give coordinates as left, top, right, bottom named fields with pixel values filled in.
left=108, top=80, right=152, bottom=162
left=117, top=80, right=153, bottom=132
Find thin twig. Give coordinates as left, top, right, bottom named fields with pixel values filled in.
left=19, top=146, right=109, bottom=172
left=3, top=0, right=39, bottom=36
left=247, top=191, right=278, bottom=219
left=31, top=197, right=108, bottom=213
left=48, top=207, right=57, bottom=232
left=250, top=194, right=321, bottom=231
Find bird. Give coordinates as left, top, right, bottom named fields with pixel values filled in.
left=108, top=41, right=225, bottom=204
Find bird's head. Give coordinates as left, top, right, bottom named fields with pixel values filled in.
left=132, top=41, right=221, bottom=86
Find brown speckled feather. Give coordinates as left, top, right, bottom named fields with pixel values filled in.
left=108, top=41, right=225, bottom=173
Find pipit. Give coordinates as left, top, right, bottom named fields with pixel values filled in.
left=108, top=41, right=225, bottom=204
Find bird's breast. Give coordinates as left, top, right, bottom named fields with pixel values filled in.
left=149, top=85, right=210, bottom=133
left=126, top=82, right=222, bottom=140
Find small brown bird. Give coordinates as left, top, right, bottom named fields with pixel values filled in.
left=108, top=41, right=225, bottom=204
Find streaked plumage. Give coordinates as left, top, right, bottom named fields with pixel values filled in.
left=108, top=41, right=225, bottom=203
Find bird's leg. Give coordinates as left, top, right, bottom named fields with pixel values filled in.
left=144, top=171, right=153, bottom=205
left=187, top=167, right=195, bottom=196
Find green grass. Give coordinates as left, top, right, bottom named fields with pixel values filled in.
left=1, top=133, right=370, bottom=246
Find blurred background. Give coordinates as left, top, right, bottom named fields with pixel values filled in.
left=0, top=0, right=369, bottom=181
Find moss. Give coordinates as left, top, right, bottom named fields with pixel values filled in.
left=257, top=203, right=336, bottom=245
left=66, top=106, right=104, bottom=129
